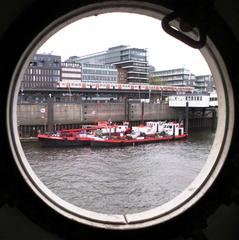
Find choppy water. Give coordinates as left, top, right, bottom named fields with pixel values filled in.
left=22, top=129, right=215, bottom=214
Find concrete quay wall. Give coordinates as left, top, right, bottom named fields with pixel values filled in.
left=17, top=102, right=181, bottom=126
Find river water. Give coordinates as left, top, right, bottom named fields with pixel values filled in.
left=22, top=129, right=215, bottom=214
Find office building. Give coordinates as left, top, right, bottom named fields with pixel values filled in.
left=195, top=74, right=215, bottom=93
left=67, top=45, right=149, bottom=84
left=61, top=62, right=82, bottom=82
left=21, top=53, right=61, bottom=90
left=81, top=63, right=117, bottom=83
left=149, top=68, right=196, bottom=87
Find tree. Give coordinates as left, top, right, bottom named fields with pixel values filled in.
left=148, top=76, right=165, bottom=85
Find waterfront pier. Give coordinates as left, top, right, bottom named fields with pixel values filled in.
left=17, top=101, right=216, bottom=137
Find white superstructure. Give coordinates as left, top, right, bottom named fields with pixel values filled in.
left=169, top=92, right=218, bottom=108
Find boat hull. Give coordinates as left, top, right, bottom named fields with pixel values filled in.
left=90, top=134, right=188, bottom=148
left=38, top=134, right=91, bottom=147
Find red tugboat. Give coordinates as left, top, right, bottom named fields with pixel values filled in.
left=37, top=126, right=98, bottom=147
left=37, top=122, right=130, bottom=147
left=37, top=121, right=187, bottom=147
left=90, top=121, right=188, bottom=148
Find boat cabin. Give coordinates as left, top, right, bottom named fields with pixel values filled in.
left=146, top=121, right=184, bottom=136
left=163, top=122, right=184, bottom=136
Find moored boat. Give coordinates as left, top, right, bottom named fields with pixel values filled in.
left=37, top=121, right=188, bottom=147
left=37, top=133, right=94, bottom=147
left=90, top=121, right=188, bottom=148
left=37, top=122, right=130, bottom=147
left=90, top=134, right=188, bottom=148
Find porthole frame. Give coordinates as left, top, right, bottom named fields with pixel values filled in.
left=2, top=0, right=237, bottom=235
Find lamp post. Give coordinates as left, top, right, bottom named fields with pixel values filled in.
left=47, top=93, right=53, bottom=133
left=20, top=88, right=24, bottom=104
left=138, top=85, right=141, bottom=100
left=185, top=101, right=189, bottom=134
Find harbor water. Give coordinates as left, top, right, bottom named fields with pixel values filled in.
left=22, top=129, right=215, bottom=214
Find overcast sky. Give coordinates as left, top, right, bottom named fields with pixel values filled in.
left=38, top=12, right=211, bottom=75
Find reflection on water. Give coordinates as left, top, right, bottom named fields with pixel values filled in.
left=22, top=129, right=215, bottom=214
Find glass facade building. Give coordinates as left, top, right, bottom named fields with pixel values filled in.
left=67, top=45, right=149, bottom=84
left=149, top=68, right=196, bottom=87
left=195, top=75, right=215, bottom=93
left=81, top=63, right=117, bottom=83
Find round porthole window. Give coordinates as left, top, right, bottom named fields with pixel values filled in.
left=5, top=0, right=236, bottom=235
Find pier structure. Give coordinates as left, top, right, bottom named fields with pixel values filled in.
left=18, top=81, right=193, bottom=104
left=17, top=82, right=217, bottom=137
left=17, top=100, right=217, bottom=138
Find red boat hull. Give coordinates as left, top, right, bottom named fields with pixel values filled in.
left=37, top=134, right=91, bottom=147
left=90, top=134, right=188, bottom=148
